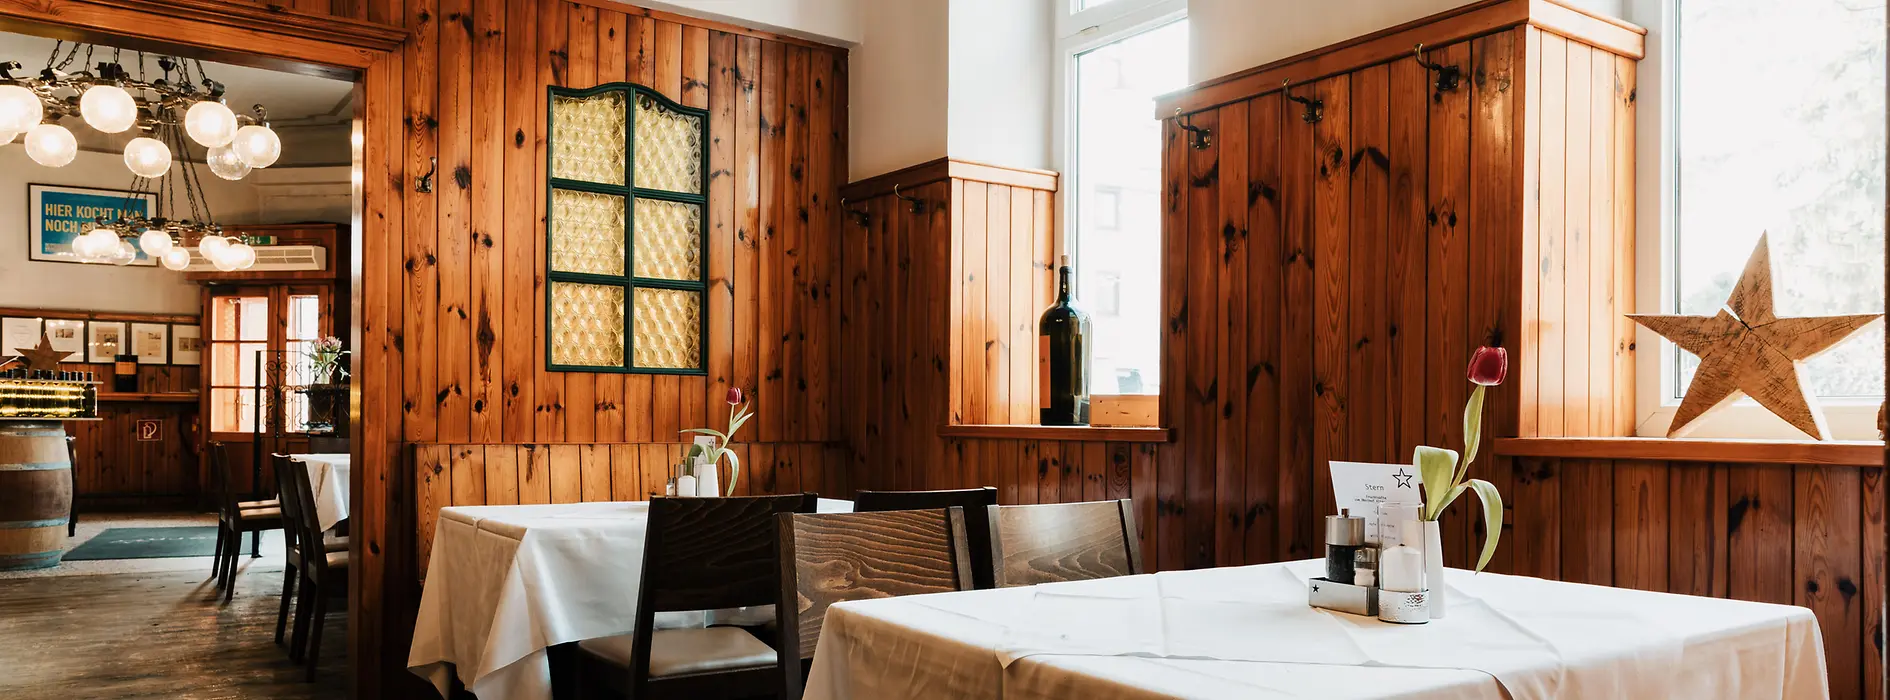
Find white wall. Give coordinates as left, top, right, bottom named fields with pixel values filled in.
left=0, top=147, right=350, bottom=316
left=947, top=0, right=1053, bottom=170
left=850, top=0, right=950, bottom=179
left=624, top=0, right=863, bottom=45
left=1190, top=0, right=1626, bottom=82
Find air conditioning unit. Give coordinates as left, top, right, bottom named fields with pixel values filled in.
left=183, top=245, right=328, bottom=272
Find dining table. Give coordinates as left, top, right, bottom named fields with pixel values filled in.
left=287, top=453, right=350, bottom=533
left=407, top=497, right=853, bottom=700
left=804, top=559, right=1829, bottom=700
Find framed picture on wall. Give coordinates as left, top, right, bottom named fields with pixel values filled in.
left=26, top=184, right=157, bottom=265
left=129, top=323, right=169, bottom=365
left=1, top=317, right=41, bottom=356
left=44, top=319, right=85, bottom=357
left=171, top=324, right=202, bottom=366
left=87, top=321, right=125, bottom=363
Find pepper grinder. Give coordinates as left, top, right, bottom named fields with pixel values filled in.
left=1324, top=508, right=1365, bottom=584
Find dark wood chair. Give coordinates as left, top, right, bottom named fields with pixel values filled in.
left=271, top=455, right=347, bottom=650
left=573, top=494, right=817, bottom=700
left=776, top=508, right=975, bottom=697
left=279, top=453, right=348, bottom=681
left=65, top=436, right=77, bottom=537
left=209, top=441, right=282, bottom=600
left=987, top=500, right=1143, bottom=588
left=852, top=486, right=998, bottom=589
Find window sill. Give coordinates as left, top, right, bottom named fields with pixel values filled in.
left=939, top=424, right=1174, bottom=443
left=1493, top=437, right=1883, bottom=467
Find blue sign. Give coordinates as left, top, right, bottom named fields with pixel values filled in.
left=27, top=184, right=155, bottom=264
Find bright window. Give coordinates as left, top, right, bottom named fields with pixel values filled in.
left=1068, top=17, right=1187, bottom=397
left=1671, top=0, right=1884, bottom=402
left=208, top=295, right=269, bottom=433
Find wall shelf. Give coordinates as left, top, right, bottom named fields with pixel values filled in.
left=938, top=424, right=1173, bottom=443
left=1493, top=437, right=1883, bottom=467
left=98, top=392, right=200, bottom=404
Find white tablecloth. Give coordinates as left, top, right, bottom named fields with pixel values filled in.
left=805, top=559, right=1829, bottom=700
left=408, top=498, right=852, bottom=700
left=289, top=453, right=350, bottom=533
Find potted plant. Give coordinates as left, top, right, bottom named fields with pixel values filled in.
left=681, top=388, right=754, bottom=497
left=1414, top=345, right=1507, bottom=619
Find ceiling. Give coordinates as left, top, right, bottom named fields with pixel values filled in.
left=0, top=31, right=354, bottom=165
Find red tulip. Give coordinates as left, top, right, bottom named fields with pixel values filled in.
left=726, top=387, right=744, bottom=406
left=1467, top=346, right=1508, bottom=386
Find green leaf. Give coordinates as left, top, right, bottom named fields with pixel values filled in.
left=1414, top=445, right=1459, bottom=521
left=1460, top=385, right=1486, bottom=483
left=723, top=451, right=742, bottom=497
left=680, top=428, right=727, bottom=440
left=1465, top=478, right=1504, bottom=573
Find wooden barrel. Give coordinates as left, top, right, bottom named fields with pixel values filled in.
left=0, top=421, right=70, bottom=571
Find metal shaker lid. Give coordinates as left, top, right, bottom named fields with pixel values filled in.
left=1325, top=508, right=1365, bottom=546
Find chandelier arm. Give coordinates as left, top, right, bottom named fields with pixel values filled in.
left=42, top=40, right=61, bottom=73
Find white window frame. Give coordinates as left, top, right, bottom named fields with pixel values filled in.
left=1629, top=0, right=1883, bottom=441
left=1052, top=0, right=1186, bottom=406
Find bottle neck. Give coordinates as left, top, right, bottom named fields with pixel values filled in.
left=1057, top=264, right=1072, bottom=303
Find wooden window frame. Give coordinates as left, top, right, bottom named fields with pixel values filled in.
left=205, top=284, right=334, bottom=440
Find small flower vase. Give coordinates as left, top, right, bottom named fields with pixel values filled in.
left=693, top=461, right=720, bottom=498
left=1422, top=520, right=1446, bottom=619
left=313, top=365, right=334, bottom=385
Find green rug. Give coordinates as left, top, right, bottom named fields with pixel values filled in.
left=63, top=527, right=223, bottom=561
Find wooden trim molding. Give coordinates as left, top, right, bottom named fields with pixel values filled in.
left=841, top=157, right=1060, bottom=201
left=939, top=424, right=1173, bottom=443
left=1494, top=437, right=1885, bottom=467
left=0, top=0, right=395, bottom=79
left=1153, top=0, right=1644, bottom=116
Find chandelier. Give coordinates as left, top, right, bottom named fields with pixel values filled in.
left=0, top=43, right=282, bottom=177
left=69, top=125, right=257, bottom=271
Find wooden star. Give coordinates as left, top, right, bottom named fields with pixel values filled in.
left=1628, top=234, right=1882, bottom=440
left=12, top=331, right=74, bottom=372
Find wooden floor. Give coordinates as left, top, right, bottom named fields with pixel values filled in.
left=0, top=568, right=347, bottom=700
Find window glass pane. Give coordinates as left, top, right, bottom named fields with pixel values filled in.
left=1675, top=0, right=1885, bottom=398
left=552, top=189, right=628, bottom=276
left=238, top=342, right=268, bottom=386
left=551, top=92, right=627, bottom=185
left=633, top=198, right=702, bottom=281
left=633, top=94, right=704, bottom=194
left=1074, top=19, right=1188, bottom=395
left=211, top=296, right=263, bottom=340
left=286, top=340, right=315, bottom=385
left=211, top=343, right=239, bottom=387
left=287, top=295, right=320, bottom=341
left=239, top=297, right=269, bottom=342
left=211, top=388, right=255, bottom=433
left=1076, top=0, right=1117, bottom=9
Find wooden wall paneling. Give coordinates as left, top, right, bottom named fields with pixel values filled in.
left=486, top=444, right=520, bottom=505
left=1560, top=40, right=1591, bottom=438
left=1346, top=66, right=1388, bottom=466
left=1611, top=459, right=1666, bottom=590
left=608, top=443, right=638, bottom=500
left=360, top=43, right=405, bottom=699
left=1276, top=84, right=1315, bottom=562
left=1391, top=57, right=1434, bottom=466
left=1008, top=186, right=1035, bottom=425
left=1861, top=468, right=1884, bottom=700
left=433, top=0, right=473, bottom=445
left=534, top=0, right=568, bottom=442
left=1061, top=441, right=1084, bottom=505
left=927, top=181, right=955, bottom=488
left=1727, top=463, right=1795, bottom=605
left=962, top=182, right=989, bottom=426
left=520, top=444, right=551, bottom=504
left=806, top=47, right=834, bottom=444
left=405, top=0, right=441, bottom=443
left=560, top=2, right=599, bottom=447
left=1517, top=28, right=1542, bottom=440
left=548, top=443, right=581, bottom=503
left=1244, top=93, right=1283, bottom=565
left=1038, top=439, right=1062, bottom=504
left=502, top=0, right=538, bottom=441
left=466, top=0, right=505, bottom=443
left=590, top=9, right=628, bottom=444
left=1560, top=457, right=1613, bottom=585
left=1424, top=41, right=1473, bottom=568
left=622, top=17, right=654, bottom=448
left=1106, top=443, right=1132, bottom=501
left=414, top=444, right=448, bottom=575
left=706, top=29, right=737, bottom=441
left=984, top=185, right=1013, bottom=425
left=450, top=445, right=485, bottom=507
left=1509, top=456, right=1559, bottom=578
left=1031, top=188, right=1053, bottom=411
left=1585, top=43, right=1615, bottom=436
left=1214, top=99, right=1250, bottom=568
left=1796, top=465, right=1862, bottom=700
left=1184, top=107, right=1221, bottom=570
left=1610, top=54, right=1637, bottom=434
left=1666, top=461, right=1728, bottom=597
left=733, top=36, right=762, bottom=439
left=652, top=19, right=681, bottom=96
left=946, top=178, right=967, bottom=426
left=756, top=38, right=784, bottom=443
left=678, top=24, right=713, bottom=434
left=1309, top=76, right=1346, bottom=534
left=781, top=45, right=808, bottom=442
left=1020, top=440, right=1043, bottom=506
left=1534, top=31, right=1567, bottom=439
left=1468, top=28, right=1522, bottom=574
left=1083, top=441, right=1107, bottom=501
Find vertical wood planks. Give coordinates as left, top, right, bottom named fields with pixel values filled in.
left=533, top=0, right=567, bottom=442
left=1346, top=66, right=1388, bottom=466
left=1215, top=99, right=1249, bottom=568
left=756, top=38, right=784, bottom=444
left=1276, top=86, right=1315, bottom=562
left=1611, top=460, right=1666, bottom=590
left=1796, top=465, right=1862, bottom=700
left=1309, top=75, right=1348, bottom=528
left=1244, top=93, right=1282, bottom=565
left=1183, top=108, right=1220, bottom=570
left=1386, top=55, right=1428, bottom=463
left=469, top=0, right=505, bottom=443
left=1468, top=29, right=1520, bottom=574
left=501, top=0, right=537, bottom=441
left=1727, top=464, right=1795, bottom=605
left=405, top=0, right=441, bottom=444
left=1424, top=41, right=1472, bottom=567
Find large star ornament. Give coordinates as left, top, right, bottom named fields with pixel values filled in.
left=1628, top=234, right=1882, bottom=440
left=13, top=331, right=75, bottom=372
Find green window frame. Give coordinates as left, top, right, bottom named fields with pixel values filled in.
left=545, top=83, right=710, bottom=375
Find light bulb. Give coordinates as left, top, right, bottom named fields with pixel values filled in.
left=161, top=247, right=191, bottom=271
left=108, top=239, right=137, bottom=266
left=123, top=137, right=172, bottom=177
left=198, top=235, right=230, bottom=260
left=212, top=247, right=240, bottom=272
left=0, top=85, right=43, bottom=133
left=0, top=130, right=20, bottom=146
left=231, top=124, right=280, bottom=168
left=76, top=228, right=116, bottom=260
left=206, top=144, right=251, bottom=180
left=138, top=230, right=173, bottom=257
left=80, top=85, right=137, bottom=133
left=228, top=242, right=257, bottom=269
left=68, top=231, right=97, bottom=259
left=25, top=123, right=76, bottom=167
left=184, top=101, right=238, bottom=148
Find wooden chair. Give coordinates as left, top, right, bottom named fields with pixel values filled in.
left=573, top=494, right=817, bottom=700
left=65, top=436, right=77, bottom=537
left=209, top=441, right=282, bottom=600
left=987, top=500, right=1143, bottom=588
left=279, top=452, right=348, bottom=681
left=852, top=486, right=997, bottom=589
left=776, top=508, right=975, bottom=697
left=271, top=455, right=347, bottom=650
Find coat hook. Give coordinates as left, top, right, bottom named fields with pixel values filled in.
left=893, top=184, right=927, bottom=215
left=415, top=156, right=437, bottom=194
left=840, top=196, right=872, bottom=227
left=1413, top=44, right=1462, bottom=93
left=1282, top=80, right=1324, bottom=124
left=1174, top=108, right=1212, bottom=150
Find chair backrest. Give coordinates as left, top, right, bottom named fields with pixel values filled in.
left=272, top=455, right=306, bottom=549
left=208, top=440, right=237, bottom=516
left=853, top=487, right=997, bottom=589
left=988, top=499, right=1142, bottom=588
left=275, top=454, right=331, bottom=577
left=639, top=494, right=818, bottom=614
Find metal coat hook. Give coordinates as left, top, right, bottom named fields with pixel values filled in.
left=1174, top=108, right=1212, bottom=150
left=1413, top=44, right=1462, bottom=93
left=1282, top=80, right=1324, bottom=124
left=415, top=156, right=437, bottom=194
left=839, top=196, right=871, bottom=227
left=893, top=184, right=927, bottom=215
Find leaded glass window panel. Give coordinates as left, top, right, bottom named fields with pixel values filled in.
left=545, top=82, right=709, bottom=374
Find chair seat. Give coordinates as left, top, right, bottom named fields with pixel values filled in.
left=238, top=499, right=279, bottom=510
left=578, top=627, right=778, bottom=678
left=324, top=536, right=349, bottom=552
left=237, top=507, right=282, bottom=522
left=324, top=551, right=349, bottom=569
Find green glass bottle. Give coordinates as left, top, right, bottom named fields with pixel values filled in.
left=1038, top=255, right=1091, bottom=426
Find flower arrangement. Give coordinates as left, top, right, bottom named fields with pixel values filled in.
left=308, top=336, right=348, bottom=384
left=682, top=387, right=755, bottom=496
left=1416, top=346, right=1507, bottom=572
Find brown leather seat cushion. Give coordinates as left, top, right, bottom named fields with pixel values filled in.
left=238, top=499, right=279, bottom=510
left=577, top=627, right=777, bottom=678
left=237, top=507, right=282, bottom=522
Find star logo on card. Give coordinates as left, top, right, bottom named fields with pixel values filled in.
left=1393, top=468, right=1414, bottom=488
